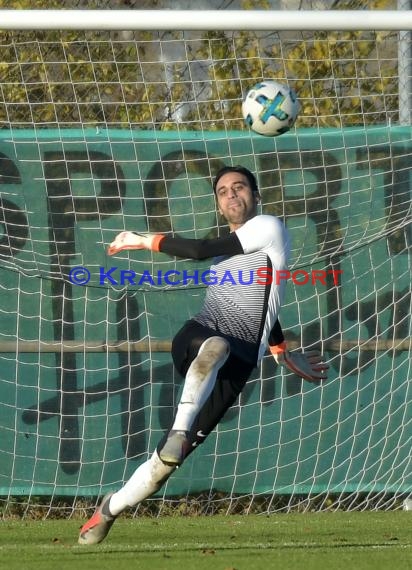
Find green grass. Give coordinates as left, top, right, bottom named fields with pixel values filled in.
left=1, top=512, right=411, bottom=570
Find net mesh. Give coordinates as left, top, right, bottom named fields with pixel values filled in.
left=0, top=20, right=410, bottom=516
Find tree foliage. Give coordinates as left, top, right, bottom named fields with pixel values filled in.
left=0, top=0, right=400, bottom=130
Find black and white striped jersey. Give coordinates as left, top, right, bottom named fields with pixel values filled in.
left=159, top=214, right=291, bottom=365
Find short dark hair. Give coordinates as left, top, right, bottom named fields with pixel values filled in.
left=213, top=165, right=259, bottom=195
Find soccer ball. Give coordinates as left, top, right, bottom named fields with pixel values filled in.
left=242, top=80, right=300, bottom=137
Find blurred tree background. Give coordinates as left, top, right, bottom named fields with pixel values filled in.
left=0, top=0, right=401, bottom=129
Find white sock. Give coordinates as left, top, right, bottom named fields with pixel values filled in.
left=108, top=450, right=175, bottom=515
left=172, top=336, right=229, bottom=433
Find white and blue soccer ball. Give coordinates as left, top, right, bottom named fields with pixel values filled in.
left=242, top=80, right=300, bottom=137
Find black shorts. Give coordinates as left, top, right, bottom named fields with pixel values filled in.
left=156, top=319, right=256, bottom=459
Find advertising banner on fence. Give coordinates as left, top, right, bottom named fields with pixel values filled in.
left=0, top=127, right=410, bottom=497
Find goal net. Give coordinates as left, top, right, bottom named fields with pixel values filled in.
left=0, top=7, right=411, bottom=516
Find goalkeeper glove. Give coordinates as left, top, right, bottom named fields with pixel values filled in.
left=107, top=231, right=164, bottom=256
left=270, top=341, right=329, bottom=383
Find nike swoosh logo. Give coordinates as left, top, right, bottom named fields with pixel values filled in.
left=197, top=430, right=207, bottom=438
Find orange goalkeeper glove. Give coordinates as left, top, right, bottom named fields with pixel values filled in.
left=270, top=341, right=329, bottom=383
left=107, top=231, right=164, bottom=256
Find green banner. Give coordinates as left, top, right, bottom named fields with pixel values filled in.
left=0, top=127, right=410, bottom=497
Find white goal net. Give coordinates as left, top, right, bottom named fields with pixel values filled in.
left=0, top=6, right=410, bottom=516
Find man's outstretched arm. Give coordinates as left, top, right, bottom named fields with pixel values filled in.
left=107, top=230, right=243, bottom=260
left=107, top=215, right=288, bottom=260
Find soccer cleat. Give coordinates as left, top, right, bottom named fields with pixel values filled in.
left=78, top=493, right=116, bottom=545
left=158, top=430, right=189, bottom=466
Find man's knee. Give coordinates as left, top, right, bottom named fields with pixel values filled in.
left=195, top=336, right=230, bottom=373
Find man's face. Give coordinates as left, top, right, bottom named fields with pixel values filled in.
left=215, top=171, right=260, bottom=230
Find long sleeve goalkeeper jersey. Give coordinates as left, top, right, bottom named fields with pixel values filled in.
left=158, top=214, right=291, bottom=365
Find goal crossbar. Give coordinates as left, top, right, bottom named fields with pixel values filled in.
left=0, top=10, right=411, bottom=31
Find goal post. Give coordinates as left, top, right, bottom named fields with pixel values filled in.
left=0, top=7, right=410, bottom=516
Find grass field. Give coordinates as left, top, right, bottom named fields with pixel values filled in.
left=1, top=512, right=411, bottom=570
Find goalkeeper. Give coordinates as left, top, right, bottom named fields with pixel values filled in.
left=79, top=165, right=328, bottom=545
